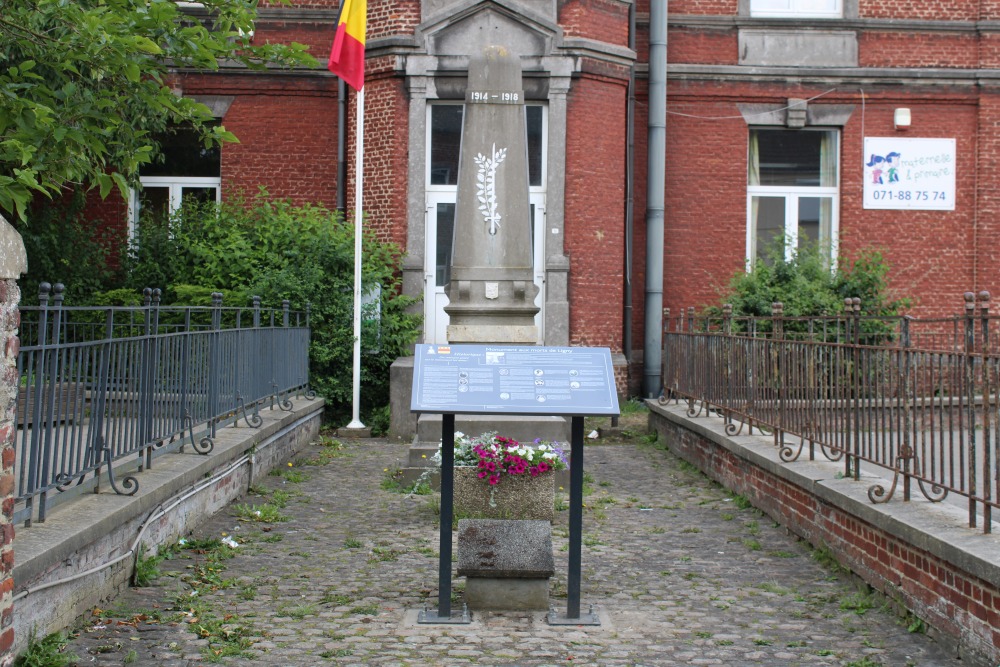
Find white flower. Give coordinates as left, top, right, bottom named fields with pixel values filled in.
left=516, top=448, right=527, bottom=457
left=542, top=452, right=555, bottom=460
left=221, top=536, right=239, bottom=549
left=538, top=443, right=548, bottom=451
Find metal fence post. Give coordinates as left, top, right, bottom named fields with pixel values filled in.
left=963, top=291, right=977, bottom=527
left=209, top=292, right=223, bottom=439
left=772, top=302, right=784, bottom=450
left=36, top=284, right=64, bottom=523
left=978, top=291, right=992, bottom=532
left=851, top=298, right=862, bottom=481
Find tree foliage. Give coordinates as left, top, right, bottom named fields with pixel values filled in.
left=123, top=192, right=422, bottom=427
left=0, top=0, right=315, bottom=220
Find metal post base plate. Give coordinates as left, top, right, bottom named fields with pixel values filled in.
left=547, top=607, right=601, bottom=626
left=417, top=605, right=472, bottom=624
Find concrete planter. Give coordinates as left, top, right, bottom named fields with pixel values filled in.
left=453, top=466, right=555, bottom=522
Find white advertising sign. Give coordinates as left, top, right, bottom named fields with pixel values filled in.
left=863, top=137, right=955, bottom=211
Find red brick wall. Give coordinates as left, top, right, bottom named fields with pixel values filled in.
left=357, top=71, right=410, bottom=250
left=650, top=408, right=1000, bottom=665
left=667, top=0, right=739, bottom=14
left=859, top=32, right=979, bottom=68
left=975, top=90, right=1000, bottom=295
left=219, top=90, right=339, bottom=208
left=0, top=279, right=19, bottom=664
left=565, top=73, right=628, bottom=351
left=558, top=0, right=630, bottom=43
left=859, top=0, right=979, bottom=21
left=667, top=28, right=738, bottom=65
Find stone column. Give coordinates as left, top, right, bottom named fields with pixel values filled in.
left=445, top=45, right=539, bottom=344
left=0, top=215, right=26, bottom=666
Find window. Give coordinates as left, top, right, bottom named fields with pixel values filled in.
left=750, top=0, right=842, bottom=18
left=129, top=124, right=221, bottom=235
left=747, top=128, right=839, bottom=266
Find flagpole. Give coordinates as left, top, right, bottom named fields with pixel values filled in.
left=346, top=85, right=365, bottom=429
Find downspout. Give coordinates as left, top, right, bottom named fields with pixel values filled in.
left=623, top=2, right=636, bottom=376
left=337, top=78, right=347, bottom=214
left=643, top=0, right=667, bottom=397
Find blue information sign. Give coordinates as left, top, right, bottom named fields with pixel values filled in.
left=410, top=344, right=619, bottom=416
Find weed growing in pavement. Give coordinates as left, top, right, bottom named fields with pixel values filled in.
left=232, top=502, right=289, bottom=523
left=14, top=630, right=77, bottom=667
left=132, top=545, right=164, bottom=587
left=298, top=435, right=348, bottom=466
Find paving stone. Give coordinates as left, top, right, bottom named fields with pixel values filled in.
left=61, top=436, right=967, bottom=666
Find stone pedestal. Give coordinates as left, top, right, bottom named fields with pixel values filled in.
left=457, top=519, right=554, bottom=611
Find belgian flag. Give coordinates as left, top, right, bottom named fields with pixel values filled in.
left=328, top=0, right=366, bottom=90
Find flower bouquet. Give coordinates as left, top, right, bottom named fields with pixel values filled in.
left=454, top=431, right=568, bottom=486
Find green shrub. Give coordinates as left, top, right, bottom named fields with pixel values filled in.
left=121, top=191, right=421, bottom=425
left=707, top=240, right=909, bottom=339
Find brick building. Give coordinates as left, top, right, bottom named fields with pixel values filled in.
left=115, top=0, right=1000, bottom=395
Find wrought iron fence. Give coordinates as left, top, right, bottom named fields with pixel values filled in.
left=661, top=292, right=1000, bottom=534
left=14, top=283, right=313, bottom=527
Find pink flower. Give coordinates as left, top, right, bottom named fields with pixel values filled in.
left=538, top=461, right=549, bottom=473
left=478, top=471, right=488, bottom=479
left=530, top=466, right=540, bottom=477
left=488, top=474, right=500, bottom=485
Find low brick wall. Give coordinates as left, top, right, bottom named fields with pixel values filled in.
left=648, top=400, right=1000, bottom=667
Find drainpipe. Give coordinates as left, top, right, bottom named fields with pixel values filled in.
left=643, top=0, right=667, bottom=397
left=623, top=2, right=636, bottom=376
left=337, top=78, right=347, bottom=214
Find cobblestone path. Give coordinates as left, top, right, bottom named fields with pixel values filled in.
left=62, top=435, right=965, bottom=666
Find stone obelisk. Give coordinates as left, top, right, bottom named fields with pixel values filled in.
left=445, top=46, right=539, bottom=344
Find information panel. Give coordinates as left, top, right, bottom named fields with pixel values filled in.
left=411, top=344, right=620, bottom=416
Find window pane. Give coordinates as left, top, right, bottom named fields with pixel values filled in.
left=797, top=196, right=832, bottom=250
left=751, top=0, right=839, bottom=14
left=137, top=187, right=171, bottom=226
left=435, top=203, right=456, bottom=286
left=430, top=106, right=463, bottom=185
left=181, top=187, right=218, bottom=208
left=141, top=124, right=221, bottom=178
left=752, top=196, right=785, bottom=263
left=751, top=129, right=837, bottom=187
left=527, top=106, right=543, bottom=187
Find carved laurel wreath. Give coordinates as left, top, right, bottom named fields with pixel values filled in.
left=475, top=143, right=507, bottom=235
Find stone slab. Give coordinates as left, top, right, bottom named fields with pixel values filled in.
left=456, top=518, right=554, bottom=578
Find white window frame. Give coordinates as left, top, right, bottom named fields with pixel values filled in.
left=750, top=0, right=842, bottom=19
left=746, top=128, right=840, bottom=268
left=128, top=176, right=222, bottom=237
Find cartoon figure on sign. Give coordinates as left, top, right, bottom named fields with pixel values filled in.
left=885, top=151, right=901, bottom=183
left=866, top=154, right=886, bottom=184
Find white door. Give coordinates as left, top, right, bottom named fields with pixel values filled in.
left=425, top=191, right=545, bottom=344
left=425, top=102, right=548, bottom=344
